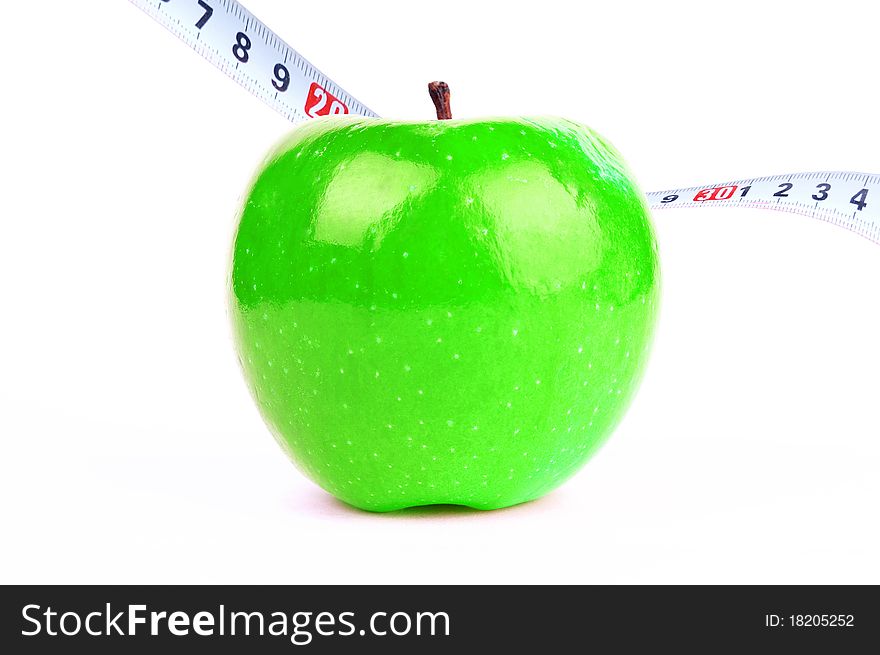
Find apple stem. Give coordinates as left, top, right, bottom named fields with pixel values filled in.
left=428, top=81, right=452, bottom=120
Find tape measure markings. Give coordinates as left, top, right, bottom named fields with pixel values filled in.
left=133, top=0, right=377, bottom=124
left=646, top=171, right=880, bottom=244
left=130, top=0, right=880, bottom=245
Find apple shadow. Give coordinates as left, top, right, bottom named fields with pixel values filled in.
left=290, top=486, right=562, bottom=520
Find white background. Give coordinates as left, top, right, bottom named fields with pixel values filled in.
left=2, top=0, right=879, bottom=584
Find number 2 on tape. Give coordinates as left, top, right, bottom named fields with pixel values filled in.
left=305, top=83, right=349, bottom=118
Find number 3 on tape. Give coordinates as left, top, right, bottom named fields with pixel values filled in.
left=305, top=83, right=349, bottom=118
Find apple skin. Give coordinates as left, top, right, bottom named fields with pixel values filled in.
left=229, top=116, right=660, bottom=511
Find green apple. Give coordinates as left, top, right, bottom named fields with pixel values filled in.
left=229, top=89, right=659, bottom=511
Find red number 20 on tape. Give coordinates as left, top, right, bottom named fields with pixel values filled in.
left=304, top=82, right=349, bottom=118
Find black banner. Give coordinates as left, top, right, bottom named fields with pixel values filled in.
left=1, top=585, right=876, bottom=652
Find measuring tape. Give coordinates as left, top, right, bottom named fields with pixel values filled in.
left=644, top=173, right=880, bottom=245
left=131, top=0, right=376, bottom=122
left=130, top=0, right=880, bottom=246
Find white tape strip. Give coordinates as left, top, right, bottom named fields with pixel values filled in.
left=129, top=0, right=376, bottom=122
left=646, top=172, right=880, bottom=244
